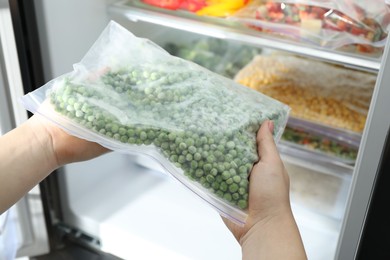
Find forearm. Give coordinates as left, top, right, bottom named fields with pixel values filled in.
left=241, top=209, right=307, bottom=260
left=0, top=117, right=57, bottom=214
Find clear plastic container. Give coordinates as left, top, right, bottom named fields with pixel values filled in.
left=280, top=117, right=360, bottom=166
left=234, top=53, right=377, bottom=134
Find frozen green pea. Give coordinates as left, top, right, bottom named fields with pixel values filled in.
left=225, top=178, right=233, bottom=185
left=195, top=169, right=204, bottom=178
left=225, top=154, right=233, bottom=162
left=186, top=154, right=193, bottom=161
left=226, top=141, right=235, bottom=149
left=229, top=168, right=236, bottom=175
left=238, top=200, right=247, bottom=209
left=219, top=182, right=228, bottom=192
left=194, top=153, right=202, bottom=161
left=214, top=151, right=223, bottom=159
left=111, top=124, right=119, bottom=133
left=170, top=154, right=178, bottom=162
left=140, top=131, right=148, bottom=140
left=168, top=132, right=176, bottom=141
left=229, top=183, right=239, bottom=193
left=229, top=149, right=237, bottom=157
left=186, top=138, right=195, bottom=146
left=74, top=102, right=82, bottom=110
left=223, top=193, right=232, bottom=202
left=206, top=174, right=214, bottom=183
left=238, top=187, right=246, bottom=195
left=239, top=165, right=247, bottom=174
left=210, top=168, right=218, bottom=176
left=66, top=105, right=75, bottom=112
left=75, top=110, right=84, bottom=118
left=233, top=175, right=241, bottom=183
left=203, top=163, right=212, bottom=172
left=178, top=155, right=186, bottom=164
left=190, top=160, right=198, bottom=169
left=118, top=127, right=127, bottom=135
left=179, top=142, right=187, bottom=150
left=161, top=142, right=169, bottom=150
left=203, top=182, right=211, bottom=189
left=216, top=190, right=224, bottom=198
left=240, top=179, right=249, bottom=187
left=188, top=146, right=197, bottom=154
left=222, top=171, right=230, bottom=180
left=159, top=133, right=168, bottom=141
left=207, top=155, right=216, bottom=163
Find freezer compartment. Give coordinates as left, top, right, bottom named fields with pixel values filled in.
left=285, top=156, right=351, bottom=220
left=58, top=152, right=348, bottom=260
left=135, top=152, right=349, bottom=260
left=138, top=152, right=352, bottom=220
left=109, top=0, right=382, bottom=71
left=58, top=153, right=242, bottom=259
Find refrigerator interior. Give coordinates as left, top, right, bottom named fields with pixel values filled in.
left=31, top=0, right=377, bottom=259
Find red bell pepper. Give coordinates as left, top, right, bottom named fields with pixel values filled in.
left=142, top=0, right=183, bottom=10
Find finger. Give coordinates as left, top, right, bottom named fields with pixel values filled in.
left=256, top=120, right=280, bottom=163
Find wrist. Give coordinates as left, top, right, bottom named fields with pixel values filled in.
left=25, top=115, right=59, bottom=171
left=240, top=207, right=307, bottom=260
left=240, top=206, right=293, bottom=246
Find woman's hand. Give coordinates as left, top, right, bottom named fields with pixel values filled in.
left=0, top=114, right=109, bottom=214
left=33, top=115, right=110, bottom=167
left=223, top=120, right=307, bottom=260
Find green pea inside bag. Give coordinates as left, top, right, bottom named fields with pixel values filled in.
left=21, top=21, right=290, bottom=225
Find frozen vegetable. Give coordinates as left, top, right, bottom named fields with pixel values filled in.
left=164, top=38, right=261, bottom=78
left=229, top=0, right=390, bottom=55
left=142, top=0, right=206, bottom=11
left=196, top=0, right=249, bottom=17
left=234, top=54, right=376, bottom=133
left=282, top=126, right=358, bottom=162
left=21, top=21, right=290, bottom=225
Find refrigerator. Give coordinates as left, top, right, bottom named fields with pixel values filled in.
left=1, top=0, right=390, bottom=259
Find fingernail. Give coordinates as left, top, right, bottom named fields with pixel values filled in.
left=268, top=120, right=274, bottom=133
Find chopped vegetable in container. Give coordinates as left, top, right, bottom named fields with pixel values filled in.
left=234, top=54, right=376, bottom=134
left=229, top=0, right=390, bottom=56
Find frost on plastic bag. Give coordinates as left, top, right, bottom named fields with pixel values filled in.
left=234, top=54, right=376, bottom=133
left=229, top=0, right=390, bottom=55
left=20, top=21, right=290, bottom=225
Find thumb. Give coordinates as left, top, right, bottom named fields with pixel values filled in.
left=256, top=120, right=280, bottom=163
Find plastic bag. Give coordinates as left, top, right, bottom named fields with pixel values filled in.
left=142, top=0, right=206, bottom=12
left=20, top=21, right=290, bottom=225
left=229, top=0, right=390, bottom=55
left=234, top=54, right=376, bottom=133
left=281, top=122, right=359, bottom=165
left=164, top=37, right=262, bottom=78
left=196, top=0, right=249, bottom=17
